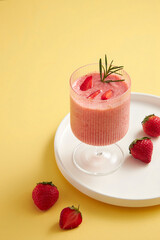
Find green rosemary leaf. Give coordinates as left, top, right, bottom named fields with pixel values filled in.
left=99, top=58, right=102, bottom=81
left=109, top=66, right=124, bottom=71
left=109, top=69, right=123, bottom=74
left=102, top=65, right=106, bottom=81
left=105, top=54, right=107, bottom=73
left=104, top=79, right=125, bottom=83
left=107, top=60, right=113, bottom=75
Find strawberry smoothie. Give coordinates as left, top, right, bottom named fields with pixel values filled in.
left=70, top=64, right=131, bottom=146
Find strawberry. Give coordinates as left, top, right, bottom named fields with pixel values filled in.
left=32, top=181, right=59, bottom=210
left=101, top=89, right=113, bottom=100
left=129, top=137, right=153, bottom=163
left=59, top=206, right=82, bottom=230
left=80, top=75, right=93, bottom=91
left=142, top=114, right=160, bottom=137
left=87, top=89, right=102, bottom=99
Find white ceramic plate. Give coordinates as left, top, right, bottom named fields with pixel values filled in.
left=54, top=93, right=160, bottom=207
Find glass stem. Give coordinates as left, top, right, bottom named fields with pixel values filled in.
left=95, top=146, right=103, bottom=156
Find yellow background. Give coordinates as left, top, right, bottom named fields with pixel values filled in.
left=0, top=0, right=160, bottom=239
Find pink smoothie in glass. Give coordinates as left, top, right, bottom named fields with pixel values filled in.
left=70, top=68, right=131, bottom=146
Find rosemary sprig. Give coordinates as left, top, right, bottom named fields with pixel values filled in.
left=99, top=54, right=125, bottom=83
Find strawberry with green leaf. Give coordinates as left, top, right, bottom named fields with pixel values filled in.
left=142, top=114, right=160, bottom=137
left=32, top=181, right=59, bottom=210
left=59, top=206, right=82, bottom=230
left=129, top=137, right=153, bottom=163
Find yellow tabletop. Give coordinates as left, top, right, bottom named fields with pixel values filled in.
left=0, top=0, right=160, bottom=239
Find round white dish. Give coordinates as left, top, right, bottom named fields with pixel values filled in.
left=54, top=92, right=160, bottom=207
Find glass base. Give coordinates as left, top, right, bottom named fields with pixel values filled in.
left=73, top=143, right=124, bottom=176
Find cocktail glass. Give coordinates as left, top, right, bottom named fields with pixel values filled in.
left=70, top=63, right=131, bottom=175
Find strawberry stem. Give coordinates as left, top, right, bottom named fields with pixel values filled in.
left=70, top=205, right=81, bottom=213
left=37, top=181, right=55, bottom=187
left=141, top=114, right=155, bottom=124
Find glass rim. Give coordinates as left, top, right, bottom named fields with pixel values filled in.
left=70, top=63, right=131, bottom=103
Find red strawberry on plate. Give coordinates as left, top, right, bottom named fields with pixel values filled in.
left=32, top=181, right=59, bottom=210
left=129, top=137, right=153, bottom=163
left=59, top=206, right=82, bottom=230
left=142, top=114, right=160, bottom=137
left=80, top=75, right=93, bottom=91
left=87, top=89, right=102, bottom=99
left=101, top=89, right=113, bottom=100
